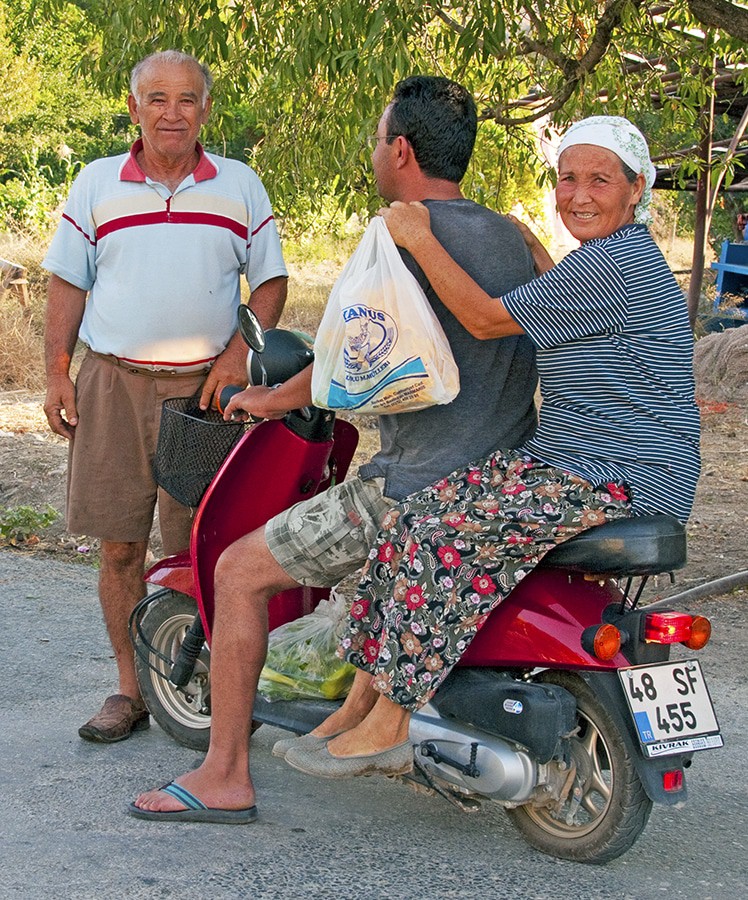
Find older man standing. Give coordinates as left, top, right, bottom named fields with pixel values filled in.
left=43, top=50, right=287, bottom=743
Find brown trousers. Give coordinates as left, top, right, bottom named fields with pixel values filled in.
left=66, top=351, right=206, bottom=553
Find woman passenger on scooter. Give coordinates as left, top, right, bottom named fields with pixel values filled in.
left=282, top=116, right=702, bottom=779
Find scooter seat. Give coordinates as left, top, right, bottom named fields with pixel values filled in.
left=540, top=514, right=686, bottom=576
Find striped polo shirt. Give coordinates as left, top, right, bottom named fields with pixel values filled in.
left=42, top=140, right=287, bottom=368
left=501, top=224, right=700, bottom=522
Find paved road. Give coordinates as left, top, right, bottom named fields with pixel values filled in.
left=1, top=551, right=746, bottom=900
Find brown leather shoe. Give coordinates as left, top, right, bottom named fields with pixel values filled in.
left=78, top=694, right=150, bottom=743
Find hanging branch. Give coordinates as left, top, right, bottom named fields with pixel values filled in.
left=708, top=103, right=748, bottom=210
left=457, top=0, right=648, bottom=125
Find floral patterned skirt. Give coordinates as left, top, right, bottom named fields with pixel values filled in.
left=339, top=451, right=631, bottom=711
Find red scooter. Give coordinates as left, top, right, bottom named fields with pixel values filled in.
left=131, top=309, right=722, bottom=864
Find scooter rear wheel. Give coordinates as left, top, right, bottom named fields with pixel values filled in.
left=506, top=671, right=652, bottom=864
left=135, top=590, right=212, bottom=751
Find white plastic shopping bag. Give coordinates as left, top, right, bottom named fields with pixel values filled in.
left=311, top=217, right=460, bottom=414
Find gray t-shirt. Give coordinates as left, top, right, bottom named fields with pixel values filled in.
left=359, top=199, right=538, bottom=500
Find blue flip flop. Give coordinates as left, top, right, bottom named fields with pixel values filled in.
left=127, top=781, right=258, bottom=824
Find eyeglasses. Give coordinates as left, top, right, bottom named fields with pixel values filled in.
left=365, top=133, right=401, bottom=148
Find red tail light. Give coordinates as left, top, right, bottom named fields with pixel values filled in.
left=644, top=611, right=711, bottom=649
left=645, top=612, right=694, bottom=644
left=663, top=769, right=684, bottom=792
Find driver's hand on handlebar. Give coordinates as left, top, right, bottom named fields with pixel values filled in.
left=222, top=385, right=288, bottom=422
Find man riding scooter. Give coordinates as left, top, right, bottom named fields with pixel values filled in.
left=130, top=74, right=539, bottom=821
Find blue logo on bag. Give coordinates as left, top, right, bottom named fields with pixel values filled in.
left=342, top=305, right=397, bottom=373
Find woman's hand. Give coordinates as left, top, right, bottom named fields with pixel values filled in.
left=506, top=215, right=555, bottom=275
left=378, top=201, right=433, bottom=254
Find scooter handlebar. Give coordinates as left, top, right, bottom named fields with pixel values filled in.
left=217, top=384, right=262, bottom=423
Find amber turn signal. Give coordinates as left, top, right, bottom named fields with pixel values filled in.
left=683, top=615, right=711, bottom=650
left=581, top=623, right=622, bottom=660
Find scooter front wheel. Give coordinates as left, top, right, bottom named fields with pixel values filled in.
left=506, top=671, right=652, bottom=864
left=135, top=590, right=212, bottom=751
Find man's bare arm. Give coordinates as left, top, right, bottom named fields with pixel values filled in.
left=44, top=274, right=87, bottom=439
left=247, top=274, right=288, bottom=330
left=200, top=275, right=288, bottom=410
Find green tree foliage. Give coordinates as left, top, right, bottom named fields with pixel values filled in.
left=0, top=0, right=129, bottom=232
left=20, top=1, right=748, bottom=231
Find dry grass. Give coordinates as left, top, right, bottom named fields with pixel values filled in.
left=653, top=231, right=704, bottom=273
left=276, top=233, right=359, bottom=336
left=1, top=231, right=48, bottom=391
left=0, top=297, right=45, bottom=391
left=282, top=263, right=336, bottom=336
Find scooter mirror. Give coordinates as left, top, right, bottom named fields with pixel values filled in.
left=237, top=305, right=266, bottom=353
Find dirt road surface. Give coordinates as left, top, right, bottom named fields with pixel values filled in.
left=1, top=550, right=746, bottom=899
left=0, top=349, right=746, bottom=898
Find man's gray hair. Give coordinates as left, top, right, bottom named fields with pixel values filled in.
left=130, top=50, right=213, bottom=104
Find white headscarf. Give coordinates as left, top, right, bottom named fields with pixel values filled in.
left=557, top=116, right=657, bottom=225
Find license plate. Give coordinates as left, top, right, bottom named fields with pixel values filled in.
left=619, top=659, right=723, bottom=758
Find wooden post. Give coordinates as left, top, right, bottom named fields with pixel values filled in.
left=687, top=60, right=716, bottom=329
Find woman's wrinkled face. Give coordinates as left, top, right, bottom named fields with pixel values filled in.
left=555, top=144, right=645, bottom=242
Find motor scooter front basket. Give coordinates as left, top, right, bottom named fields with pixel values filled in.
left=153, top=397, right=249, bottom=508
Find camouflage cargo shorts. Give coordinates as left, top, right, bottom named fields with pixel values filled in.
left=265, top=476, right=396, bottom=587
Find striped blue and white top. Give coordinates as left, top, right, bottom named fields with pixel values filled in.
left=501, top=224, right=700, bottom=522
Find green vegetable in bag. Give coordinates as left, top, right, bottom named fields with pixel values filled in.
left=258, top=589, right=356, bottom=701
